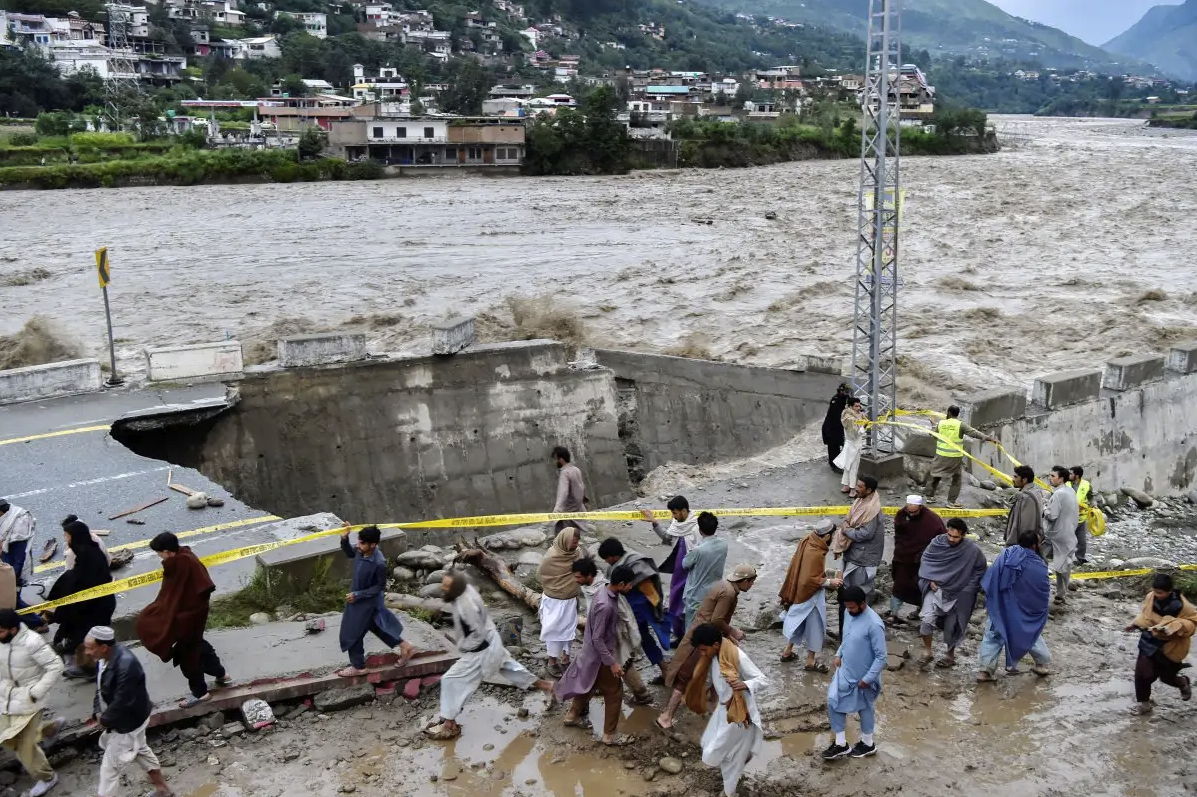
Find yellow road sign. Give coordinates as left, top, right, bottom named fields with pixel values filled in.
left=95, top=247, right=110, bottom=288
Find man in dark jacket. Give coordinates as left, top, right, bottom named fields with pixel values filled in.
left=822, top=383, right=851, bottom=473
left=84, top=626, right=173, bottom=797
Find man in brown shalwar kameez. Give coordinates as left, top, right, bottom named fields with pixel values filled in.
left=655, top=564, right=757, bottom=731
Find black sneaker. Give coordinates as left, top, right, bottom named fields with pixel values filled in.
left=821, top=743, right=851, bottom=761
left=850, top=741, right=877, bottom=758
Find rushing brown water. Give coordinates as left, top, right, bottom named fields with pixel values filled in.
left=2, top=117, right=1195, bottom=398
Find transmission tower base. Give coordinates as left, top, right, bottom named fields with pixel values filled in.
left=859, top=453, right=904, bottom=482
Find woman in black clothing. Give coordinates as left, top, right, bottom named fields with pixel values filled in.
left=43, top=518, right=116, bottom=678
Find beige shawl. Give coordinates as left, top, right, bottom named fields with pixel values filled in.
left=832, top=490, right=882, bottom=556
left=538, top=528, right=585, bottom=600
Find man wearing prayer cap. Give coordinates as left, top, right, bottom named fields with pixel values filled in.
left=657, top=564, right=757, bottom=731
left=889, top=495, right=945, bottom=627
left=84, top=627, right=174, bottom=797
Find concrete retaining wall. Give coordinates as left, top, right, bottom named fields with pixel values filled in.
left=0, top=359, right=101, bottom=405
left=161, top=341, right=631, bottom=524
left=278, top=333, right=367, bottom=368
left=962, top=340, right=1197, bottom=494
left=253, top=513, right=408, bottom=584
left=145, top=341, right=244, bottom=384
left=593, top=348, right=843, bottom=482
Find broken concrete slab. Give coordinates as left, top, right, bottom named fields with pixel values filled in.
left=314, top=684, right=376, bottom=713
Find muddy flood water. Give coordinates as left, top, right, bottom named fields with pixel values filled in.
left=3, top=117, right=1196, bottom=400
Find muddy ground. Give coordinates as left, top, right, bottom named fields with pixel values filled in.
left=32, top=455, right=1197, bottom=797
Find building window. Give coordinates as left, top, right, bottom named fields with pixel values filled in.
left=372, top=126, right=384, bottom=138
left=396, top=127, right=406, bottom=138
left=424, top=126, right=435, bottom=138
left=467, top=146, right=482, bottom=160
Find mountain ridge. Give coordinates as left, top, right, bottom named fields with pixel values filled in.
left=1103, top=0, right=1197, bottom=80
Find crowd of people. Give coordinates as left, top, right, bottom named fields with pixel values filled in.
left=0, top=424, right=1187, bottom=797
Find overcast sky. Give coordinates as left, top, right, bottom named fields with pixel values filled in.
left=987, top=0, right=1175, bottom=45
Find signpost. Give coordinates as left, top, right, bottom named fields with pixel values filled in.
left=95, top=247, right=123, bottom=386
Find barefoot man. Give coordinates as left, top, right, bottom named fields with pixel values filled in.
left=337, top=523, right=415, bottom=677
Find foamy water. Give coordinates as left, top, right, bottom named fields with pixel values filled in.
left=2, top=116, right=1194, bottom=399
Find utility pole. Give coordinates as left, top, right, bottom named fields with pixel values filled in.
left=104, top=3, right=143, bottom=131
left=95, top=247, right=124, bottom=387
left=850, top=0, right=903, bottom=475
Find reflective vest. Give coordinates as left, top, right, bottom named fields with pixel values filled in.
left=935, top=418, right=964, bottom=458
left=1075, top=479, right=1091, bottom=506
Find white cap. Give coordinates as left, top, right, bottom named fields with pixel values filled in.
left=87, top=626, right=115, bottom=642
left=906, top=495, right=925, bottom=506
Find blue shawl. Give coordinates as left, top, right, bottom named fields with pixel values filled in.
left=981, top=545, right=1050, bottom=668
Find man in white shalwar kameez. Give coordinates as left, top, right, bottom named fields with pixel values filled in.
left=692, top=624, right=766, bottom=797
left=426, top=573, right=555, bottom=741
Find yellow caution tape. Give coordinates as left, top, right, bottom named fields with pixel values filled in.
left=22, top=504, right=1008, bottom=616
left=34, top=515, right=282, bottom=574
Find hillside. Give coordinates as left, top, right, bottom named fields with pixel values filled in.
left=1104, top=0, right=1197, bottom=80
left=708, top=0, right=1143, bottom=71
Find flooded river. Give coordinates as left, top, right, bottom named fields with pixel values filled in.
left=2, top=117, right=1196, bottom=398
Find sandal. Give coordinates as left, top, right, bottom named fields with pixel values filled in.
left=602, top=733, right=635, bottom=747
left=214, top=677, right=235, bottom=689
left=804, top=662, right=830, bottom=673
left=884, top=616, right=905, bottom=628
left=976, top=671, right=995, bottom=683
left=563, top=715, right=592, bottom=729
left=917, top=654, right=934, bottom=667
left=179, top=693, right=211, bottom=709
left=424, top=722, right=462, bottom=741
left=848, top=491, right=858, bottom=499
left=654, top=716, right=673, bottom=733
left=1182, top=676, right=1192, bottom=702
left=935, top=658, right=957, bottom=669
left=336, top=667, right=368, bottom=678
left=780, top=651, right=799, bottom=663
left=630, top=692, right=654, bottom=706
left=840, top=487, right=851, bottom=494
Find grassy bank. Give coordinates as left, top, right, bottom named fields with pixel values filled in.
left=1147, top=111, right=1197, bottom=130
left=0, top=147, right=384, bottom=189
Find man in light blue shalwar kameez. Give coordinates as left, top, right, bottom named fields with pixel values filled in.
left=823, top=585, right=886, bottom=761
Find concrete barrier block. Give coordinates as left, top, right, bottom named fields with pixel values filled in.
left=1103, top=354, right=1166, bottom=390
left=797, top=355, right=842, bottom=375
left=145, top=341, right=243, bottom=384
left=278, top=332, right=367, bottom=368
left=431, top=317, right=476, bottom=356
left=960, top=387, right=1027, bottom=428
left=1031, top=368, right=1102, bottom=409
left=255, top=512, right=408, bottom=583
left=0, top=358, right=101, bottom=404
left=1166, top=341, right=1197, bottom=374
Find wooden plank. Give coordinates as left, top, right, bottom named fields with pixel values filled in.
left=108, top=496, right=169, bottom=520
left=168, top=483, right=196, bottom=496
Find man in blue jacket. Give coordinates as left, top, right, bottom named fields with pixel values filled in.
left=337, top=523, right=416, bottom=677
left=84, top=626, right=174, bottom=797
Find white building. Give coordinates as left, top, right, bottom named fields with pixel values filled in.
left=50, top=39, right=114, bottom=78
left=366, top=118, right=448, bottom=143
left=105, top=3, right=150, bottom=38
left=280, top=11, right=327, bottom=38
left=231, top=35, right=280, bottom=59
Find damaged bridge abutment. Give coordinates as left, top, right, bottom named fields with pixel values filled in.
left=110, top=341, right=844, bottom=524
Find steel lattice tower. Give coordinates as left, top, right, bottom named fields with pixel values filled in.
left=850, top=0, right=902, bottom=457
left=105, top=3, right=142, bottom=128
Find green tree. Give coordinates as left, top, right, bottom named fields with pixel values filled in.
left=280, top=74, right=309, bottom=97
left=439, top=58, right=492, bottom=115
left=297, top=126, right=327, bottom=160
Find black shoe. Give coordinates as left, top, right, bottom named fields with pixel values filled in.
left=1075, top=558, right=1089, bottom=565
left=821, top=743, right=851, bottom=761
left=849, top=741, right=877, bottom=758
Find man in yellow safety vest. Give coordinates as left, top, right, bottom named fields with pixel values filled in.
left=927, top=406, right=999, bottom=508
left=1069, top=466, right=1092, bottom=565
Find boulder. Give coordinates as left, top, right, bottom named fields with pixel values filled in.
left=395, top=550, right=445, bottom=570
left=480, top=533, right=519, bottom=551
left=658, top=757, right=683, bottom=775
left=516, top=551, right=545, bottom=568
left=1120, top=487, right=1154, bottom=509
left=1188, top=490, right=1197, bottom=505
left=980, top=480, right=998, bottom=492
left=220, top=722, right=246, bottom=739
left=392, top=566, right=417, bottom=582
left=515, top=530, right=547, bottom=547
left=885, top=655, right=905, bottom=672
left=418, top=583, right=446, bottom=599
left=249, top=612, right=272, bottom=626
left=424, top=569, right=447, bottom=586
left=241, top=699, right=275, bottom=730
left=186, top=492, right=209, bottom=510
left=1120, top=557, right=1179, bottom=570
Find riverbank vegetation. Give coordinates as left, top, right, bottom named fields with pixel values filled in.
left=0, top=146, right=382, bottom=189
left=1147, top=110, right=1197, bottom=129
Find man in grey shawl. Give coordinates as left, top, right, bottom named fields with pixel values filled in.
left=917, top=518, right=987, bottom=668
left=425, top=572, right=555, bottom=741
left=832, top=476, right=885, bottom=637
left=1041, top=466, right=1079, bottom=604
left=1004, top=465, right=1044, bottom=548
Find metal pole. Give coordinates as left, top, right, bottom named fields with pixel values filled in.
left=102, top=285, right=123, bottom=386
